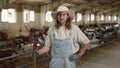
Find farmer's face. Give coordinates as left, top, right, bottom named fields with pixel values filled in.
left=57, top=12, right=69, bottom=25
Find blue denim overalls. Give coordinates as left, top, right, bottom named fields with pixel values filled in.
left=50, top=27, right=76, bottom=68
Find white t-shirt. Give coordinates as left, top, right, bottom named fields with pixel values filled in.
left=45, top=24, right=90, bottom=53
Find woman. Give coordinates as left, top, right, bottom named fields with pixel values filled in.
left=33, top=6, right=89, bottom=68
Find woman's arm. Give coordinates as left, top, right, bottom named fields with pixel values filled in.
left=38, top=45, right=50, bottom=54
left=76, top=25, right=89, bottom=56
left=69, top=44, right=89, bottom=61
left=78, top=43, right=89, bottom=57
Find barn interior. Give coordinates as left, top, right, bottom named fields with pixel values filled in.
left=0, top=0, right=120, bottom=68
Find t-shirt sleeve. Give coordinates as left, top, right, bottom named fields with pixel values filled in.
left=45, top=27, right=53, bottom=46
left=76, top=26, right=90, bottom=45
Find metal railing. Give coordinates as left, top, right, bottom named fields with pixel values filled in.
left=0, top=52, right=50, bottom=68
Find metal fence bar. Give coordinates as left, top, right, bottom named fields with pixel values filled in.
left=0, top=52, right=30, bottom=61
left=0, top=51, right=50, bottom=68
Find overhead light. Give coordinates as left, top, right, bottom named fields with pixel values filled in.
left=44, top=0, right=51, bottom=3
left=62, top=3, right=76, bottom=7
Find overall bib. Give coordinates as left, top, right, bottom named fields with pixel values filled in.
left=50, top=28, right=76, bottom=68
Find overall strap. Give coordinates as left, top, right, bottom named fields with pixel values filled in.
left=51, top=26, right=55, bottom=38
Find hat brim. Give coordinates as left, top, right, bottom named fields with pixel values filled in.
left=51, top=10, right=75, bottom=21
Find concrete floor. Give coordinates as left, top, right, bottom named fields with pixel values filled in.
left=77, top=39, right=120, bottom=68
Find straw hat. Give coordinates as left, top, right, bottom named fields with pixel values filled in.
left=51, top=6, right=75, bottom=21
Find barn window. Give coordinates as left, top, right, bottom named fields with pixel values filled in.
left=91, top=14, right=95, bottom=21
left=8, top=9, right=16, bottom=23
left=1, top=9, right=8, bottom=22
left=108, top=15, right=111, bottom=21
left=86, top=14, right=90, bottom=21
left=113, top=15, right=117, bottom=21
left=101, top=15, right=104, bottom=21
left=23, top=9, right=35, bottom=23
left=30, top=11, right=35, bottom=21
left=77, top=13, right=82, bottom=22
left=45, top=11, right=53, bottom=22
left=1, top=9, right=16, bottom=23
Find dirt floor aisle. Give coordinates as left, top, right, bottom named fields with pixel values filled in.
left=77, top=39, right=120, bottom=68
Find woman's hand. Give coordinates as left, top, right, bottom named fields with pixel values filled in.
left=69, top=54, right=80, bottom=62
left=32, top=50, right=40, bottom=57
